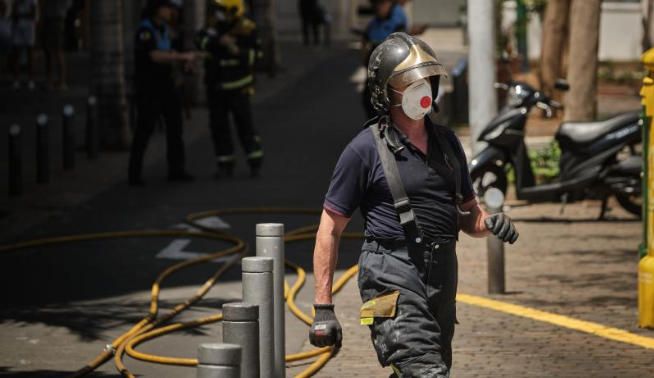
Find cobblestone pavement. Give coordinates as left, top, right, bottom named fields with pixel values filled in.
left=289, top=200, right=650, bottom=377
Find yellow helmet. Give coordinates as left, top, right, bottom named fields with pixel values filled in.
left=214, top=0, right=245, bottom=17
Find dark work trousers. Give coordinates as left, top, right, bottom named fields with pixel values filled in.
left=207, top=86, right=262, bottom=168
left=128, top=89, right=185, bottom=181
left=301, top=18, right=322, bottom=45
left=357, top=239, right=458, bottom=378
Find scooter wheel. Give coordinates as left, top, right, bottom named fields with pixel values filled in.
left=615, top=192, right=642, bottom=219
left=471, top=165, right=508, bottom=199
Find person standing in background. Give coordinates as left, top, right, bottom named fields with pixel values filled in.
left=128, top=0, right=197, bottom=186
left=298, top=0, right=329, bottom=46
left=0, top=1, right=14, bottom=70
left=10, top=0, right=37, bottom=90
left=39, top=0, right=70, bottom=90
left=195, top=0, right=264, bottom=178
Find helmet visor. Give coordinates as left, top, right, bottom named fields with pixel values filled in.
left=388, top=63, right=448, bottom=90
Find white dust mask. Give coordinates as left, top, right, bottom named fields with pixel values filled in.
left=392, top=79, right=433, bottom=120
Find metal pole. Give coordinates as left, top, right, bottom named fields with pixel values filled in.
left=467, top=0, right=498, bottom=154
left=62, top=104, right=75, bottom=170
left=197, top=343, right=241, bottom=378
left=86, top=96, right=99, bottom=159
left=485, top=188, right=506, bottom=294
left=255, top=224, right=285, bottom=378
left=222, top=302, right=260, bottom=378
left=36, top=114, right=50, bottom=184
left=8, top=124, right=22, bottom=196
left=242, top=256, right=274, bottom=378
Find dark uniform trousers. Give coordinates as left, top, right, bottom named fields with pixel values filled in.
left=207, top=86, right=261, bottom=168
left=358, top=239, right=457, bottom=378
left=129, top=89, right=185, bottom=181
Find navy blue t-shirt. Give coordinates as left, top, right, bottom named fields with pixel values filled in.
left=324, top=121, right=475, bottom=240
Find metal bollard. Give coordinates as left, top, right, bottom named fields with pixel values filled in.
left=485, top=188, right=506, bottom=294
left=242, top=257, right=274, bottom=378
left=8, top=124, right=22, bottom=196
left=255, top=224, right=285, bottom=378
left=197, top=343, right=241, bottom=378
left=62, top=104, right=75, bottom=170
left=36, top=114, right=50, bottom=184
left=86, top=96, right=98, bottom=159
left=222, top=302, right=259, bottom=378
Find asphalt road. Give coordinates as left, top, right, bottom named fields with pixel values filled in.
left=0, top=43, right=369, bottom=377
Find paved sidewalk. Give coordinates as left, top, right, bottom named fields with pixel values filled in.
left=290, top=200, right=649, bottom=377
left=0, top=41, right=338, bottom=243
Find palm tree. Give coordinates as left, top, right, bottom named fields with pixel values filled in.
left=90, top=0, right=130, bottom=149
left=539, top=0, right=570, bottom=98
left=565, top=0, right=601, bottom=122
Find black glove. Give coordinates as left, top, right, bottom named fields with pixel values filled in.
left=309, top=304, right=342, bottom=348
left=484, top=213, right=519, bottom=244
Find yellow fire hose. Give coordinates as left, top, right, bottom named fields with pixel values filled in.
left=121, top=228, right=362, bottom=377
left=0, top=208, right=363, bottom=377
left=0, top=229, right=246, bottom=378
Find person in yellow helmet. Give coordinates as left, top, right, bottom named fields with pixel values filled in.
left=195, top=0, right=264, bottom=178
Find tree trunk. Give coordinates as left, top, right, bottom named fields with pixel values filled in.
left=565, top=0, right=601, bottom=122
left=90, top=0, right=130, bottom=149
left=539, top=0, right=570, bottom=98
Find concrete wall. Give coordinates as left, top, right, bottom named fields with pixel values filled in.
left=502, top=0, right=643, bottom=62
left=412, top=0, right=466, bottom=27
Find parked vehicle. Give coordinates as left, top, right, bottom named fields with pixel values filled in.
left=468, top=80, right=642, bottom=218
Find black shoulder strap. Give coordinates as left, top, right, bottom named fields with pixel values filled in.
left=433, top=126, right=470, bottom=215
left=370, top=118, right=424, bottom=245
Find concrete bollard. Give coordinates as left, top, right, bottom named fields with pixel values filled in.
left=86, top=96, right=98, bottom=159
left=255, top=224, right=285, bottom=378
left=222, top=302, right=259, bottom=378
left=62, top=104, right=75, bottom=170
left=36, top=114, right=49, bottom=184
left=8, top=124, right=22, bottom=196
left=242, top=257, right=274, bottom=378
left=197, top=343, right=241, bottom=378
left=485, top=188, right=506, bottom=294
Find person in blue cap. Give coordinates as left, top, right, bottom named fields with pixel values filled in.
left=128, top=0, right=198, bottom=186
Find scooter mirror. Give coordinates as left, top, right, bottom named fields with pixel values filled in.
left=555, top=79, right=570, bottom=91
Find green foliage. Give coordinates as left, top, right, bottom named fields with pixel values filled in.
left=505, top=140, right=561, bottom=185
left=598, top=61, right=644, bottom=85
left=524, top=0, right=547, bottom=14
left=528, top=140, right=561, bottom=182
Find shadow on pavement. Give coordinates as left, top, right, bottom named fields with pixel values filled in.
left=0, top=297, right=231, bottom=342
left=0, top=368, right=114, bottom=377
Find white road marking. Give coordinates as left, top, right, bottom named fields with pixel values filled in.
left=172, top=216, right=231, bottom=233
left=155, top=239, right=235, bottom=263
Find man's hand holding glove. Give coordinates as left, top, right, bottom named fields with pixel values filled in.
left=484, top=213, right=519, bottom=244
left=309, top=304, right=342, bottom=348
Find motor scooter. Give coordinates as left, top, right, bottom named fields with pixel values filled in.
left=468, top=80, right=642, bottom=218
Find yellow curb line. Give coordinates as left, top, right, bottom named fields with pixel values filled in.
left=457, top=293, right=654, bottom=350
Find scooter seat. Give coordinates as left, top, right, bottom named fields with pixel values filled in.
left=557, top=111, right=640, bottom=145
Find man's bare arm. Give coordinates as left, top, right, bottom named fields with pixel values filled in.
left=459, top=198, right=490, bottom=237
left=313, top=208, right=350, bottom=304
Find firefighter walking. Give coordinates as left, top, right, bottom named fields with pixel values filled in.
left=196, top=0, right=264, bottom=178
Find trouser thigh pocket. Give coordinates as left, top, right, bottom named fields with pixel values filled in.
left=359, top=290, right=400, bottom=326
